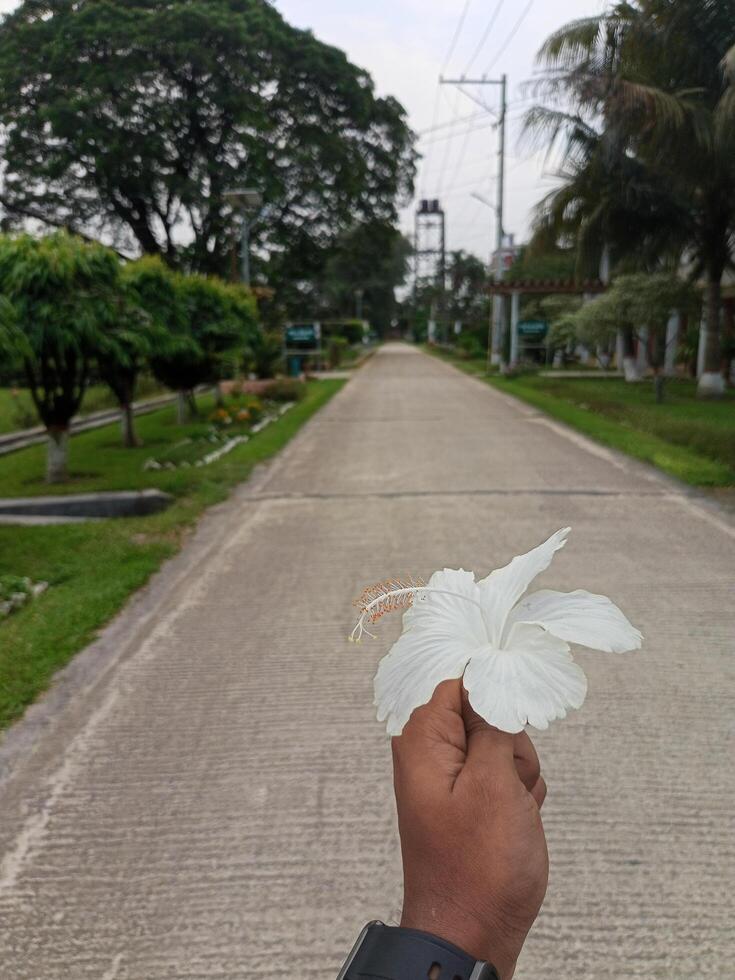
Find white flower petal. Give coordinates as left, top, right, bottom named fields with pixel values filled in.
left=464, top=624, right=587, bottom=734
left=404, top=568, right=486, bottom=644
left=477, top=528, right=570, bottom=645
left=374, top=568, right=485, bottom=736
left=506, top=589, right=643, bottom=653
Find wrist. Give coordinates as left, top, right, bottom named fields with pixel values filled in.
left=400, top=901, right=520, bottom=980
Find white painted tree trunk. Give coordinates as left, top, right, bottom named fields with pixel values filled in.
left=616, top=330, right=625, bottom=372
left=636, top=327, right=649, bottom=374
left=664, top=313, right=680, bottom=378
left=623, top=356, right=643, bottom=382
left=176, top=391, right=188, bottom=424
left=46, top=428, right=69, bottom=483
left=698, top=372, right=726, bottom=396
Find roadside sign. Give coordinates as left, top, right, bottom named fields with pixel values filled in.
left=517, top=320, right=548, bottom=341
left=285, top=323, right=321, bottom=347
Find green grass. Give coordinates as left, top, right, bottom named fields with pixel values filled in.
left=0, top=379, right=344, bottom=731
left=430, top=348, right=735, bottom=487
left=0, top=377, right=166, bottom=435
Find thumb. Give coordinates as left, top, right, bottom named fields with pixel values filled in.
left=461, top=686, right=517, bottom=774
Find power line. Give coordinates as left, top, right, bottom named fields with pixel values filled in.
left=441, top=0, right=473, bottom=73
left=418, top=0, right=474, bottom=199
left=417, top=110, right=486, bottom=139
left=484, top=0, right=535, bottom=74
left=462, top=0, right=505, bottom=75
left=419, top=117, right=497, bottom=148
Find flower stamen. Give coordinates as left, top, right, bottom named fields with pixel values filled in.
left=349, top=579, right=483, bottom=643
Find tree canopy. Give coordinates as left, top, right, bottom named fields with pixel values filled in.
left=526, top=0, right=735, bottom=392
left=0, top=0, right=416, bottom=289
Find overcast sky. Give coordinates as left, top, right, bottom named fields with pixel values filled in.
left=0, top=0, right=607, bottom=260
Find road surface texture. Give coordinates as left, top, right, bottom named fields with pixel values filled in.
left=1, top=344, right=733, bottom=979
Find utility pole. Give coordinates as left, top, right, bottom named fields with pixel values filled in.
left=440, top=73, right=508, bottom=370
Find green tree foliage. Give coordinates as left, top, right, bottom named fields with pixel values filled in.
left=321, top=221, right=412, bottom=335
left=243, top=328, right=283, bottom=380
left=95, top=261, right=177, bottom=449
left=526, top=0, right=735, bottom=394
left=507, top=246, right=577, bottom=283
left=150, top=273, right=255, bottom=419
left=0, top=0, right=416, bottom=293
left=0, top=232, right=120, bottom=481
left=566, top=274, right=698, bottom=399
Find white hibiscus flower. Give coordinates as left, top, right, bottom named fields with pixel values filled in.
left=350, top=528, right=642, bottom=735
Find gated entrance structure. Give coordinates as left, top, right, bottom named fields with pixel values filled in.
left=487, top=278, right=607, bottom=367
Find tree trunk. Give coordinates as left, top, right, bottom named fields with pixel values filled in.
left=46, top=427, right=69, bottom=483
left=621, top=326, right=642, bottom=382
left=176, top=391, right=188, bottom=424
left=121, top=402, right=139, bottom=448
left=698, top=273, right=725, bottom=397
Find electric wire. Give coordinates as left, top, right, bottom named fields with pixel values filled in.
left=484, top=0, right=536, bottom=74
left=462, top=0, right=505, bottom=75
left=441, top=0, right=473, bottom=73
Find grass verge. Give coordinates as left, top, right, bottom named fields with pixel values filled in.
left=0, top=379, right=344, bottom=731
left=428, top=347, right=735, bottom=487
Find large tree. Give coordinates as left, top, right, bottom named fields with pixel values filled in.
left=0, top=0, right=416, bottom=285
left=321, top=221, right=413, bottom=335
left=527, top=0, right=735, bottom=395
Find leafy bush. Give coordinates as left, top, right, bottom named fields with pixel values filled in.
left=264, top=378, right=307, bottom=402
left=243, top=328, right=283, bottom=379
left=455, top=332, right=484, bottom=360
left=322, top=320, right=364, bottom=345
left=327, top=336, right=349, bottom=368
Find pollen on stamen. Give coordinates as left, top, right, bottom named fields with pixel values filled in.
left=354, top=577, right=425, bottom=624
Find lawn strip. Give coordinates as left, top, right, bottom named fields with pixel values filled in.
left=0, top=379, right=344, bottom=731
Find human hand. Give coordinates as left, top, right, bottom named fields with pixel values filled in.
left=392, top=678, right=549, bottom=979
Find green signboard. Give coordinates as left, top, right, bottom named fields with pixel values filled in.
left=285, top=323, right=321, bottom=347
left=517, top=319, right=548, bottom=341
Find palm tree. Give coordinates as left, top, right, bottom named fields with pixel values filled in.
left=526, top=0, right=735, bottom=395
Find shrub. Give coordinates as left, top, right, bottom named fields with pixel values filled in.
left=243, top=328, right=283, bottom=379
left=264, top=378, right=307, bottom=402
left=327, top=336, right=349, bottom=368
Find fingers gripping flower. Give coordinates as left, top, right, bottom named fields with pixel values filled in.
left=351, top=528, right=643, bottom=736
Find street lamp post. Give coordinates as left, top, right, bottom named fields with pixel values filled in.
left=224, top=188, right=263, bottom=287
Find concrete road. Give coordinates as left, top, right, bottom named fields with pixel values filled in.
left=1, top=344, right=733, bottom=979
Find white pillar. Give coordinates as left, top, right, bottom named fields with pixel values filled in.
left=510, top=291, right=520, bottom=367
left=664, top=312, right=680, bottom=377
left=491, top=296, right=503, bottom=365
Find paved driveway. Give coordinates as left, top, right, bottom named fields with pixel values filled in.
left=1, top=344, right=733, bottom=978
